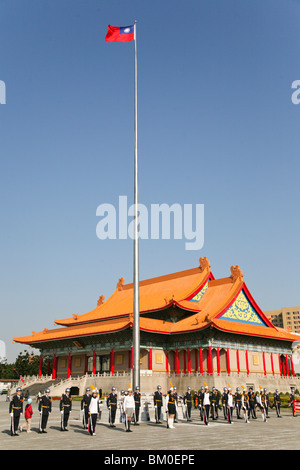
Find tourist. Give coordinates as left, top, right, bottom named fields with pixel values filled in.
left=226, top=388, right=234, bottom=424
left=21, top=397, right=33, bottom=433
left=202, top=386, right=210, bottom=425
left=123, top=388, right=135, bottom=432
left=88, top=389, right=100, bottom=436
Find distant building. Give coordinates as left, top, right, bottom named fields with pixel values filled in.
left=265, top=307, right=300, bottom=334
left=0, top=340, right=6, bottom=363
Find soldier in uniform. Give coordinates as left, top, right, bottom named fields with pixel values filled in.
left=38, top=388, right=52, bottom=433
left=166, top=387, right=177, bottom=429
left=81, top=387, right=92, bottom=429
left=241, top=389, right=250, bottom=423
left=193, top=390, right=198, bottom=409
left=265, top=388, right=270, bottom=418
left=133, top=386, right=141, bottom=425
left=221, top=387, right=228, bottom=420
left=273, top=389, right=282, bottom=418
left=234, top=387, right=242, bottom=419
left=183, top=386, right=193, bottom=421
left=60, top=388, right=72, bottom=431
left=9, top=387, right=24, bottom=436
left=119, top=390, right=126, bottom=424
left=248, top=387, right=257, bottom=419
left=289, top=388, right=296, bottom=416
left=210, top=387, right=219, bottom=420
left=198, top=387, right=204, bottom=420
left=107, top=386, right=118, bottom=427
left=173, top=386, right=179, bottom=422
left=154, top=385, right=163, bottom=423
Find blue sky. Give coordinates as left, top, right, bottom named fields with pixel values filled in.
left=0, top=0, right=300, bottom=361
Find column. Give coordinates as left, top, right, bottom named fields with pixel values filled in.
left=291, top=355, right=295, bottom=377
left=262, top=351, right=266, bottom=376
left=38, top=355, right=43, bottom=377
left=165, top=350, right=169, bottom=373
left=278, top=354, right=282, bottom=377
left=183, top=350, right=187, bottom=374
left=285, top=354, right=290, bottom=377
left=245, top=350, right=249, bottom=376
left=208, top=346, right=213, bottom=375
left=52, top=355, right=57, bottom=380
left=67, top=353, right=72, bottom=379
left=226, top=348, right=231, bottom=376
left=176, top=349, right=179, bottom=375
left=187, top=348, right=191, bottom=374
left=199, top=348, right=203, bottom=375
left=148, top=348, right=153, bottom=371
left=92, top=350, right=96, bottom=375
left=110, top=348, right=115, bottom=375
left=216, top=348, right=220, bottom=376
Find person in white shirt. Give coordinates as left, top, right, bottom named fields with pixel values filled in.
left=123, top=388, right=135, bottom=432
left=203, top=386, right=210, bottom=426
left=226, top=388, right=234, bottom=424
left=88, top=389, right=100, bottom=436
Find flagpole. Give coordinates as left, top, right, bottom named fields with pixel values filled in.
left=132, top=19, right=140, bottom=391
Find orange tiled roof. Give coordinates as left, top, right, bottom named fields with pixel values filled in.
left=54, top=258, right=212, bottom=326
left=13, top=317, right=131, bottom=345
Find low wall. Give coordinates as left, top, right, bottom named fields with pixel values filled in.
left=14, top=371, right=300, bottom=397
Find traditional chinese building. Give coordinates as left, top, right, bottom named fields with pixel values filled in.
left=13, top=258, right=300, bottom=393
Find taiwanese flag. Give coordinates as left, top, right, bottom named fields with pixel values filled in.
left=105, top=24, right=135, bottom=42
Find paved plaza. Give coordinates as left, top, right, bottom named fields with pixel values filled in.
left=0, top=395, right=299, bottom=451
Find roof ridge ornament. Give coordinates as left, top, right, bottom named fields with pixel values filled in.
left=230, top=265, right=243, bottom=282
left=199, top=256, right=210, bottom=272
left=164, top=294, right=175, bottom=305
left=97, top=295, right=105, bottom=306
left=117, top=277, right=125, bottom=291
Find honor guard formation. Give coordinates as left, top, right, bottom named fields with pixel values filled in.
left=8, top=384, right=298, bottom=436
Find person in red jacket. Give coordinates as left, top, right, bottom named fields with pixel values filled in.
left=21, top=398, right=33, bottom=433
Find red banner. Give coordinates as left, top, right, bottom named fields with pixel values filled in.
left=293, top=400, right=300, bottom=413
